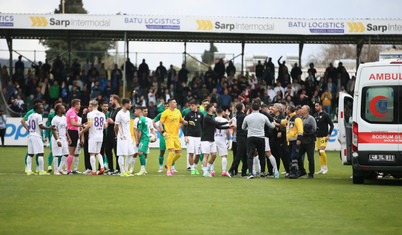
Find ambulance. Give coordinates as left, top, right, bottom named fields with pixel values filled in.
left=338, top=61, right=402, bottom=184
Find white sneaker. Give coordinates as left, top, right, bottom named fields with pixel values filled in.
left=316, top=169, right=325, bottom=174
left=82, top=169, right=91, bottom=175
left=172, top=167, right=178, bottom=173
left=54, top=171, right=61, bottom=175
left=158, top=167, right=163, bottom=173
left=323, top=169, right=328, bottom=174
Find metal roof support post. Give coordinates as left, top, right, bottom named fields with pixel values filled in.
left=123, top=32, right=127, bottom=98
left=356, top=41, right=364, bottom=70
left=241, top=41, right=245, bottom=76
left=298, top=41, right=304, bottom=67
left=126, top=37, right=129, bottom=59
left=6, top=37, right=12, bottom=75
left=184, top=41, right=187, bottom=67
left=67, top=36, right=72, bottom=68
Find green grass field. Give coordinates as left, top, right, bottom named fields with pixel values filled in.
left=0, top=147, right=401, bottom=234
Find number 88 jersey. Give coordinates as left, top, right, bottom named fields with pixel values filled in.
left=87, top=110, right=106, bottom=141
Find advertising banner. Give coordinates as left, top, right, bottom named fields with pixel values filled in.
left=4, top=117, right=341, bottom=151
left=1, top=14, right=401, bottom=35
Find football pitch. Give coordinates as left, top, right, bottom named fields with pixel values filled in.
left=0, top=147, right=401, bottom=234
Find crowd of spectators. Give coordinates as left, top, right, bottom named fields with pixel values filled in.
left=1, top=55, right=355, bottom=119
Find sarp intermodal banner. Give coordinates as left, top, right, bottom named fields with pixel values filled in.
left=4, top=118, right=341, bottom=151
left=1, top=14, right=402, bottom=35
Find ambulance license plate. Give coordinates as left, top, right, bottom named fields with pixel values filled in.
left=369, top=154, right=395, bottom=162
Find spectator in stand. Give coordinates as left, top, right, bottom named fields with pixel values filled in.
left=82, top=58, right=92, bottom=76
left=50, top=80, right=60, bottom=105
left=10, top=99, right=21, bottom=113
left=122, top=58, right=135, bottom=90
left=99, top=74, right=108, bottom=91
left=103, top=81, right=113, bottom=102
left=214, top=59, right=225, bottom=84
left=311, top=90, right=321, bottom=108
left=91, top=81, right=101, bottom=99
left=31, top=61, right=42, bottom=77
left=71, top=59, right=81, bottom=77
left=98, top=63, right=107, bottom=80
left=255, top=60, right=264, bottom=81
left=325, top=63, right=337, bottom=82
left=226, top=60, right=236, bottom=77
left=60, top=81, right=68, bottom=104
left=1, top=65, right=10, bottom=87
left=148, top=88, right=157, bottom=106
left=178, top=64, right=189, bottom=84
left=69, top=86, right=81, bottom=104
left=156, top=61, right=167, bottom=84
left=307, top=63, right=317, bottom=79
left=219, top=89, right=232, bottom=111
left=41, top=59, right=51, bottom=75
left=111, top=70, right=121, bottom=95
left=15, top=55, right=24, bottom=73
left=265, top=57, right=275, bottom=78
left=277, top=56, right=289, bottom=83
left=210, top=88, right=220, bottom=104
left=320, top=86, right=332, bottom=115
left=5, top=81, right=17, bottom=99
left=340, top=66, right=350, bottom=87
left=138, top=59, right=150, bottom=79
left=167, top=64, right=176, bottom=88
left=147, top=101, right=158, bottom=119
left=80, top=85, right=90, bottom=107
left=290, top=63, right=302, bottom=82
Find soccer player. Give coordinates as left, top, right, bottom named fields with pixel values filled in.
left=26, top=104, right=54, bottom=175
left=314, top=102, right=334, bottom=174
left=100, top=101, right=110, bottom=171
left=184, top=100, right=203, bottom=175
left=81, top=100, right=107, bottom=175
left=135, top=107, right=150, bottom=176
left=45, top=100, right=62, bottom=173
left=201, top=104, right=230, bottom=177
left=21, top=99, right=43, bottom=173
left=181, top=103, right=192, bottom=171
left=135, top=107, right=157, bottom=175
left=114, top=98, right=135, bottom=177
left=51, top=104, right=69, bottom=175
left=153, top=103, right=169, bottom=172
left=213, top=108, right=231, bottom=176
left=66, top=99, right=84, bottom=174
left=160, top=98, right=190, bottom=176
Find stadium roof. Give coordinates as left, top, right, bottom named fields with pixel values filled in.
left=1, top=14, right=402, bottom=44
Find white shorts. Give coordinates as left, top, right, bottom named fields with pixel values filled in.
left=51, top=137, right=69, bottom=156
left=117, top=139, right=135, bottom=156
left=264, top=137, right=271, bottom=152
left=201, top=141, right=216, bottom=155
left=215, top=138, right=228, bottom=156
left=187, top=137, right=201, bottom=155
left=74, top=140, right=81, bottom=155
left=133, top=141, right=138, bottom=154
left=88, top=139, right=103, bottom=154
left=28, top=136, right=44, bottom=155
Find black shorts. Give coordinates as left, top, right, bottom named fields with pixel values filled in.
left=68, top=130, right=79, bottom=147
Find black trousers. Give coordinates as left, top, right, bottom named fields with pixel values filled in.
left=247, top=137, right=265, bottom=175
left=105, top=137, right=118, bottom=172
left=232, top=141, right=237, bottom=164
left=270, top=140, right=290, bottom=174
left=83, top=134, right=91, bottom=171
left=299, top=141, right=315, bottom=175
left=229, top=136, right=247, bottom=176
left=0, top=128, right=5, bottom=146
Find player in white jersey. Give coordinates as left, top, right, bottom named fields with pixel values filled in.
left=114, top=98, right=135, bottom=177
left=26, top=104, right=55, bottom=175
left=51, top=104, right=69, bottom=175
left=81, top=100, right=107, bottom=175
left=213, top=108, right=231, bottom=176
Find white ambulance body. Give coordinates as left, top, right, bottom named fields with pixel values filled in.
left=338, top=61, right=402, bottom=184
